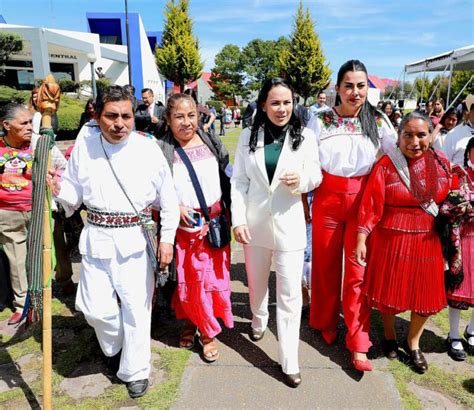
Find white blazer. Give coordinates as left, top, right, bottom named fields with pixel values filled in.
left=231, top=126, right=322, bottom=251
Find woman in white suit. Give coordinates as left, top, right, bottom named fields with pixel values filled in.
left=231, top=78, right=322, bottom=387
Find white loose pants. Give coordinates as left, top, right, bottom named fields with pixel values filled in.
left=76, top=249, right=154, bottom=382
left=244, top=245, right=303, bottom=374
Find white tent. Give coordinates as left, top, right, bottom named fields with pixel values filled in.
left=405, top=45, right=474, bottom=74
left=404, top=45, right=474, bottom=106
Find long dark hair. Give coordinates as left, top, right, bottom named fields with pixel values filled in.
left=464, top=136, right=474, bottom=168
left=336, top=60, right=379, bottom=148
left=249, top=77, right=303, bottom=152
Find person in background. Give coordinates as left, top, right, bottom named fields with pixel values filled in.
left=232, top=77, right=322, bottom=387
left=209, top=104, right=217, bottom=135
left=157, top=93, right=233, bottom=362
left=184, top=89, right=216, bottom=135
left=392, top=109, right=403, bottom=131
left=123, top=84, right=138, bottom=112
left=381, top=101, right=394, bottom=123
left=443, top=95, right=474, bottom=165
left=78, top=98, right=96, bottom=129
left=431, top=107, right=458, bottom=151
left=426, top=100, right=434, bottom=116
left=308, top=60, right=397, bottom=372
left=135, top=88, right=165, bottom=135
left=355, top=112, right=452, bottom=374
left=242, top=101, right=257, bottom=129
left=310, top=91, right=328, bottom=116
left=0, top=103, right=66, bottom=325
left=429, top=97, right=445, bottom=127
left=233, top=105, right=241, bottom=128
left=377, top=100, right=384, bottom=110
left=219, top=104, right=227, bottom=136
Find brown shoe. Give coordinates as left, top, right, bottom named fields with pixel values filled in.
left=179, top=323, right=197, bottom=350
left=403, top=340, right=428, bottom=374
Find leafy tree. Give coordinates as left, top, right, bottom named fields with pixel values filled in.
left=210, top=44, right=248, bottom=105
left=414, top=77, right=433, bottom=102
left=450, top=70, right=474, bottom=102
left=241, top=37, right=290, bottom=91
left=0, top=32, right=23, bottom=76
left=278, top=1, right=331, bottom=104
left=156, top=0, right=203, bottom=92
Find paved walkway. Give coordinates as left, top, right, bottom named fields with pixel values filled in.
left=172, top=245, right=402, bottom=409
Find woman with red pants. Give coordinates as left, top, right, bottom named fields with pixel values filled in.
left=308, top=60, right=397, bottom=371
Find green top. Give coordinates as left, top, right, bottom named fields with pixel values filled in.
left=264, top=122, right=288, bottom=184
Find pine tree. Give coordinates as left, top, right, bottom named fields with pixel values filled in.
left=279, top=1, right=331, bottom=104
left=156, top=0, right=203, bottom=92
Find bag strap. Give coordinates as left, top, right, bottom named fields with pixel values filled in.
left=175, top=146, right=211, bottom=222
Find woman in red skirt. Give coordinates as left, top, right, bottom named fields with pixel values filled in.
left=440, top=137, right=474, bottom=361
left=355, top=111, right=452, bottom=373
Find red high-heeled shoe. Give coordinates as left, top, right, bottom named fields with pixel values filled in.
left=352, top=353, right=373, bottom=372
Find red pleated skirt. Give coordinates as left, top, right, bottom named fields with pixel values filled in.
left=364, top=226, right=447, bottom=315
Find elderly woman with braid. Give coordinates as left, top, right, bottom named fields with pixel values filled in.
left=355, top=111, right=453, bottom=374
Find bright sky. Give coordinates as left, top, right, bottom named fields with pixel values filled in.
left=1, top=0, right=473, bottom=81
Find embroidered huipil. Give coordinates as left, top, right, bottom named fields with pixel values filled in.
left=308, top=108, right=397, bottom=177
left=56, top=130, right=180, bottom=259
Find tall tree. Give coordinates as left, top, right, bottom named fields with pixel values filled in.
left=278, top=1, right=331, bottom=104
left=156, top=0, right=203, bottom=92
left=450, top=70, right=474, bottom=103
left=210, top=44, right=248, bottom=105
left=241, top=37, right=290, bottom=91
left=0, top=32, right=23, bottom=76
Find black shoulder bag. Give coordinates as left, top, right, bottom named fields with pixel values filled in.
left=175, top=146, right=231, bottom=249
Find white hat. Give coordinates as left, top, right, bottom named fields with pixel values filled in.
left=466, top=94, right=474, bottom=111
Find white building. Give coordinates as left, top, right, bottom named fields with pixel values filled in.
left=0, top=13, right=166, bottom=102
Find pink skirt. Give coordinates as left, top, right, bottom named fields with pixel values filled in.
left=172, top=206, right=233, bottom=338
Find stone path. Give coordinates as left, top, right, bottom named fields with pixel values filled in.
left=172, top=245, right=403, bottom=409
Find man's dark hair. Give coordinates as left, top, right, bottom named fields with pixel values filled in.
left=95, top=85, right=134, bottom=117
left=141, top=88, right=154, bottom=96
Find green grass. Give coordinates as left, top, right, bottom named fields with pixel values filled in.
left=389, top=360, right=474, bottom=408
left=0, top=297, right=191, bottom=409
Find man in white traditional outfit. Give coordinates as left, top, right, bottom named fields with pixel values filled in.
left=52, top=86, right=179, bottom=398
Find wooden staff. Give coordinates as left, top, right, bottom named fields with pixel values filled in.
left=37, top=74, right=61, bottom=410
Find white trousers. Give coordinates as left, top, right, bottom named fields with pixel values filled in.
left=244, top=245, right=303, bottom=374
left=76, top=249, right=154, bottom=382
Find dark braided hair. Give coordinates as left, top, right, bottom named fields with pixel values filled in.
left=249, top=77, right=304, bottom=152
left=336, top=60, right=379, bottom=148
left=463, top=136, right=474, bottom=168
